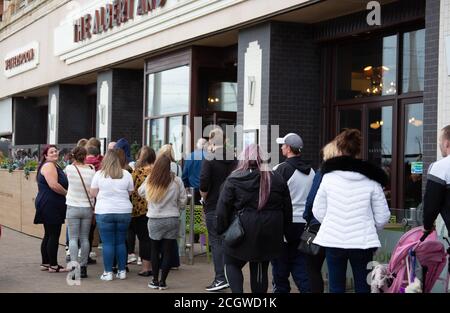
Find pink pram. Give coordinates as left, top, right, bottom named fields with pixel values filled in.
left=372, top=227, right=449, bottom=293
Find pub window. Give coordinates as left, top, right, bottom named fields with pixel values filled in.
left=336, top=35, right=397, bottom=100
left=402, top=29, right=425, bottom=93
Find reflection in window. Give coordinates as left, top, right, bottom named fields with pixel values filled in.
left=404, top=103, right=423, bottom=209
left=403, top=29, right=425, bottom=93
left=339, top=109, right=362, bottom=132
left=368, top=106, right=393, bottom=207
left=168, top=116, right=183, bottom=161
left=150, top=118, right=165, bottom=153
left=336, top=35, right=397, bottom=99
left=147, top=66, right=189, bottom=116
left=207, top=82, right=238, bottom=112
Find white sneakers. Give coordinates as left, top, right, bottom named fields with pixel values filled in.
left=127, top=253, right=137, bottom=264
left=100, top=270, right=127, bottom=281
left=100, top=272, right=113, bottom=281
left=116, top=270, right=127, bottom=280
left=137, top=257, right=142, bottom=265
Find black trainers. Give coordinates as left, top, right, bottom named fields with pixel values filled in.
left=87, top=257, right=96, bottom=265
left=80, top=266, right=87, bottom=278
left=159, top=281, right=168, bottom=290
left=205, top=280, right=229, bottom=291
left=148, top=280, right=159, bottom=289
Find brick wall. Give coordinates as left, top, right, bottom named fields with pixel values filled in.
left=423, top=0, right=440, bottom=194
left=238, top=22, right=321, bottom=168
left=269, top=22, right=321, bottom=168
left=110, top=69, right=144, bottom=146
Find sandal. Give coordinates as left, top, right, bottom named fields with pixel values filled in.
left=48, top=265, right=70, bottom=273
left=40, top=264, right=50, bottom=271
left=138, top=270, right=152, bottom=277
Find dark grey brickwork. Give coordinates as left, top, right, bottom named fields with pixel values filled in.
left=423, top=0, right=440, bottom=195
left=13, top=97, right=47, bottom=145
left=110, top=69, right=144, bottom=146
left=269, top=22, right=321, bottom=168
left=58, top=84, right=93, bottom=144
left=238, top=22, right=321, bottom=168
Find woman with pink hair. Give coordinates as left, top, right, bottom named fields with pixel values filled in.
left=216, top=144, right=293, bottom=293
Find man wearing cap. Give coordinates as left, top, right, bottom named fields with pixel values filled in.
left=271, top=133, right=314, bottom=293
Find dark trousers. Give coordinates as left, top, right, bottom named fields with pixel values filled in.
left=129, top=215, right=152, bottom=261
left=205, top=211, right=225, bottom=282
left=127, top=224, right=137, bottom=255
left=305, top=248, right=326, bottom=293
left=271, top=223, right=310, bottom=293
left=41, top=224, right=62, bottom=266
left=151, top=238, right=175, bottom=283
left=326, top=247, right=376, bottom=293
left=224, top=254, right=269, bottom=293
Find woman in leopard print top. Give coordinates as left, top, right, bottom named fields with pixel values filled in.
left=130, top=146, right=156, bottom=276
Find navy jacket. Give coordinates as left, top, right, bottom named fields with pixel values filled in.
left=182, top=149, right=204, bottom=189
left=303, top=170, right=323, bottom=227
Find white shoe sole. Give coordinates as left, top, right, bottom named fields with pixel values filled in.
left=205, top=284, right=229, bottom=291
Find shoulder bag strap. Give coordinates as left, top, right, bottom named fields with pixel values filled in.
left=73, top=164, right=94, bottom=210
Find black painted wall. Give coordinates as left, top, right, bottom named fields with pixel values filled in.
left=110, top=69, right=144, bottom=146
left=13, top=97, right=47, bottom=145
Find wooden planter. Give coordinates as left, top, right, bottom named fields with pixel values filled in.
left=0, top=169, right=66, bottom=244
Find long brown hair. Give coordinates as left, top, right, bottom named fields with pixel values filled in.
left=136, top=146, right=156, bottom=169
left=146, top=155, right=174, bottom=203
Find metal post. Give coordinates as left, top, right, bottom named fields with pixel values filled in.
left=188, top=187, right=195, bottom=265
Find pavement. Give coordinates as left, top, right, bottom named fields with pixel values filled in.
left=0, top=226, right=259, bottom=293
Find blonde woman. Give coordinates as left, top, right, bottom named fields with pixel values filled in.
left=90, top=150, right=134, bottom=281
left=302, top=140, right=339, bottom=293
left=138, top=155, right=187, bottom=290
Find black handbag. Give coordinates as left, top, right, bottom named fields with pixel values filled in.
left=297, top=225, right=322, bottom=256
left=223, top=210, right=245, bottom=247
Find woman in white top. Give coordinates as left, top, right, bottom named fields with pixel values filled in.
left=312, top=129, right=390, bottom=293
left=65, top=147, right=95, bottom=278
left=139, top=155, right=187, bottom=290
left=90, top=149, right=134, bottom=281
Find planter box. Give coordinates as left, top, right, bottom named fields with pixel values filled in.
left=0, top=169, right=66, bottom=245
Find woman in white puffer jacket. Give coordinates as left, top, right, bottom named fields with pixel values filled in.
left=312, top=129, right=390, bottom=293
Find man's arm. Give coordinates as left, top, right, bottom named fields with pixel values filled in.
left=199, top=160, right=210, bottom=200
left=423, top=178, right=446, bottom=231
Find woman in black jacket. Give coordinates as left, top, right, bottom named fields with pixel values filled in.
left=216, top=144, right=293, bottom=293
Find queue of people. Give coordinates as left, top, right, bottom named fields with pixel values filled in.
left=33, top=125, right=450, bottom=293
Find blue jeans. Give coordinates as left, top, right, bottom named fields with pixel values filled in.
left=271, top=223, right=310, bottom=293
left=326, top=247, right=376, bottom=293
left=96, top=213, right=131, bottom=272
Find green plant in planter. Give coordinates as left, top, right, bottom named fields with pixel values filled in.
left=23, top=160, right=38, bottom=180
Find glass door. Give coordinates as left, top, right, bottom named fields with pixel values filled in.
left=337, top=102, right=394, bottom=207
left=402, top=101, right=424, bottom=210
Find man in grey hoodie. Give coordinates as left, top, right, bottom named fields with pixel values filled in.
left=272, top=133, right=314, bottom=293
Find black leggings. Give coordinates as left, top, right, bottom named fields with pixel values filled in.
left=151, top=238, right=175, bottom=283
left=41, top=224, right=62, bottom=266
left=224, top=254, right=269, bottom=293
left=130, top=215, right=151, bottom=261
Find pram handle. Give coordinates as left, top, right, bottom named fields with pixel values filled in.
left=420, top=230, right=432, bottom=242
